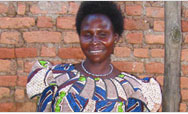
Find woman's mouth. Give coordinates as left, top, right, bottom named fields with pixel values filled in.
left=89, top=50, right=103, bottom=54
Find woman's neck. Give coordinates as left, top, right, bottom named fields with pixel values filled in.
left=84, top=58, right=111, bottom=75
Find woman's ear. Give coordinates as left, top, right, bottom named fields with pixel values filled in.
left=112, top=33, right=119, bottom=54
left=114, top=33, right=120, bottom=44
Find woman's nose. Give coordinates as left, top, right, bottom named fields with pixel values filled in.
left=91, top=35, right=99, bottom=45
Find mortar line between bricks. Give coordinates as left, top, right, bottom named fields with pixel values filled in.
left=13, top=45, right=18, bottom=88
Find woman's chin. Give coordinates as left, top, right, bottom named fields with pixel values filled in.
left=87, top=57, right=105, bottom=63
left=86, top=55, right=111, bottom=64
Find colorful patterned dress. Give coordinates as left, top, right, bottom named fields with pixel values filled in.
left=26, top=61, right=162, bottom=112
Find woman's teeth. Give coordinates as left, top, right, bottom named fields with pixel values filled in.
left=90, top=50, right=102, bottom=53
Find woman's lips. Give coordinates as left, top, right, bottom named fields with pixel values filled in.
left=89, top=50, right=103, bottom=54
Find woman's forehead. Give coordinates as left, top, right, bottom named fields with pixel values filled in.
left=81, top=14, right=112, bottom=29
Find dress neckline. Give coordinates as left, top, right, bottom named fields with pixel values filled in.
left=70, top=63, right=124, bottom=80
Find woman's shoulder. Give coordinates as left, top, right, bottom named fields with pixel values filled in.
left=115, top=72, right=162, bottom=112
left=26, top=60, right=77, bottom=99
left=116, top=72, right=159, bottom=87
left=27, top=60, right=75, bottom=85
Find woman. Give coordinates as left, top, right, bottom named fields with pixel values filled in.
left=26, top=1, right=162, bottom=112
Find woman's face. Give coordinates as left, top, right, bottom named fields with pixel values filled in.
left=79, top=14, right=119, bottom=63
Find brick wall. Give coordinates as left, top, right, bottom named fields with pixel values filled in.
left=0, top=1, right=187, bottom=112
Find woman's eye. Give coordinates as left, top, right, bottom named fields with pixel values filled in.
left=99, top=33, right=107, bottom=38
left=84, top=32, right=92, bottom=37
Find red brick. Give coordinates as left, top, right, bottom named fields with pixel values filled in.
left=68, top=2, right=80, bottom=14
left=126, top=32, right=143, bottom=44
left=17, top=60, right=24, bottom=76
left=17, top=70, right=24, bottom=76
left=182, top=65, right=188, bottom=75
left=146, top=1, right=164, bottom=7
left=58, top=48, right=85, bottom=59
left=37, top=16, right=53, bottom=28
left=125, top=5, right=142, bottom=16
left=23, top=31, right=61, bottom=43
left=145, top=62, right=164, bottom=74
left=51, top=61, right=62, bottom=65
left=16, top=102, right=36, bottom=112
left=134, top=1, right=143, bottom=5
left=124, top=18, right=149, bottom=30
left=0, top=48, right=15, bottom=59
left=112, top=61, right=144, bottom=73
left=134, top=48, right=149, bottom=58
left=30, top=2, right=67, bottom=14
left=184, top=34, right=188, bottom=43
left=15, top=48, right=37, bottom=58
left=125, top=1, right=134, bottom=5
left=64, top=31, right=79, bottom=43
left=57, top=16, right=76, bottom=29
left=151, top=49, right=164, bottom=58
left=182, top=20, right=188, bottom=32
left=156, top=76, right=164, bottom=86
left=17, top=60, right=24, bottom=71
left=154, top=20, right=164, bottom=32
left=0, top=32, right=21, bottom=45
left=138, top=75, right=153, bottom=79
left=184, top=9, right=188, bottom=18
left=180, top=76, right=188, bottom=89
left=145, top=34, right=164, bottom=44
left=0, top=102, right=16, bottom=112
left=41, top=46, right=56, bottom=57
left=17, top=2, right=26, bottom=15
left=181, top=49, right=188, bottom=61
left=0, top=87, right=10, bottom=100
left=17, top=76, right=27, bottom=87
left=181, top=89, right=188, bottom=100
left=58, top=2, right=68, bottom=14
left=15, top=89, right=25, bottom=101
left=114, top=47, right=131, bottom=57
left=0, top=3, right=8, bottom=14
left=30, top=5, right=47, bottom=14
left=0, top=76, right=17, bottom=87
left=146, top=7, right=164, bottom=18
left=180, top=103, right=187, bottom=112
left=0, top=60, right=12, bottom=72
left=52, top=2, right=67, bottom=14
left=7, top=3, right=16, bottom=16
left=0, top=17, right=35, bottom=29
left=24, top=61, right=35, bottom=73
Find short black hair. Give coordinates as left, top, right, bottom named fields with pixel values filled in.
left=76, top=1, right=124, bottom=36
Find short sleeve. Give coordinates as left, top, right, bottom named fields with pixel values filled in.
left=26, top=60, right=54, bottom=99
left=140, top=77, right=162, bottom=112
left=120, top=72, right=162, bottom=112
